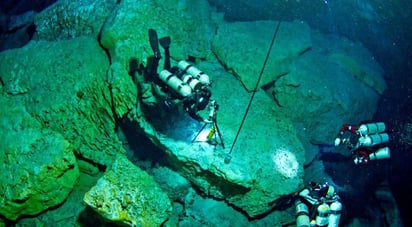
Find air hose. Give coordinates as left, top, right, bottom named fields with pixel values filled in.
left=224, top=20, right=282, bottom=164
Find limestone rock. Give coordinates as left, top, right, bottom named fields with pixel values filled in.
left=150, top=167, right=191, bottom=202
left=212, top=20, right=312, bottom=91
left=0, top=36, right=123, bottom=166
left=174, top=187, right=295, bottom=226
left=136, top=62, right=305, bottom=217
left=328, top=38, right=386, bottom=94
left=95, top=0, right=219, bottom=122
left=98, top=0, right=217, bottom=118
left=181, top=189, right=250, bottom=226
left=0, top=96, right=79, bottom=220
left=211, top=20, right=385, bottom=148
left=100, top=0, right=216, bottom=63
left=105, top=61, right=139, bottom=121
left=34, top=0, right=118, bottom=41
left=269, top=31, right=383, bottom=145
left=83, top=155, right=172, bottom=226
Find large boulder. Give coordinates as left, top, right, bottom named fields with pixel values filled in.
left=212, top=20, right=312, bottom=91
left=0, top=36, right=123, bottom=166
left=270, top=30, right=385, bottom=145
left=149, top=166, right=192, bottom=202
left=98, top=0, right=218, bottom=118
left=211, top=20, right=385, bottom=160
left=100, top=0, right=216, bottom=62
left=327, top=36, right=386, bottom=95
left=83, top=155, right=172, bottom=226
left=136, top=61, right=305, bottom=217
left=97, top=4, right=306, bottom=217
left=0, top=96, right=79, bottom=220
left=34, top=0, right=118, bottom=41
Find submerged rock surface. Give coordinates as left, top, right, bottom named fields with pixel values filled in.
left=213, top=20, right=312, bottom=92
left=0, top=36, right=123, bottom=220
left=136, top=61, right=305, bottom=217
left=97, top=0, right=305, bottom=217
left=0, top=0, right=390, bottom=225
left=0, top=36, right=124, bottom=166
left=34, top=0, right=118, bottom=41
left=0, top=96, right=79, bottom=220
left=211, top=20, right=386, bottom=160
left=83, top=155, right=172, bottom=226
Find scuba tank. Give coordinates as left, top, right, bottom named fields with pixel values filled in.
left=159, top=70, right=192, bottom=98
left=328, top=201, right=342, bottom=227
left=369, top=147, right=390, bottom=160
left=295, top=200, right=310, bottom=227
left=358, top=122, right=386, bottom=135
left=358, top=133, right=389, bottom=147
left=315, top=202, right=330, bottom=227
left=177, top=60, right=211, bottom=85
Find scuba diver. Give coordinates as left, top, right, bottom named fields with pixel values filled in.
left=146, top=28, right=214, bottom=123
left=295, top=182, right=342, bottom=227
left=334, top=122, right=390, bottom=165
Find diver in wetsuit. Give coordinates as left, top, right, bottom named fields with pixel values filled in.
left=295, top=182, right=342, bottom=227
left=147, top=28, right=214, bottom=123
left=334, top=122, right=390, bottom=165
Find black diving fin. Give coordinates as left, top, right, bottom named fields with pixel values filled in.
left=159, top=36, right=171, bottom=49
left=148, top=28, right=161, bottom=60
left=148, top=29, right=161, bottom=82
left=159, top=36, right=171, bottom=71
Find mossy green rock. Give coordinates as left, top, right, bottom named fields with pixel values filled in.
left=270, top=30, right=384, bottom=146
left=212, top=20, right=312, bottom=91
left=97, top=0, right=217, bottom=119
left=100, top=0, right=216, bottom=63
left=83, top=155, right=172, bottom=226
left=0, top=96, right=79, bottom=220
left=0, top=36, right=124, bottom=166
left=34, top=0, right=118, bottom=41
left=136, top=62, right=305, bottom=217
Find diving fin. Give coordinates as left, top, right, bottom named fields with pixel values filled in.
left=159, top=36, right=171, bottom=49
left=148, top=28, right=161, bottom=59
left=159, top=36, right=171, bottom=70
